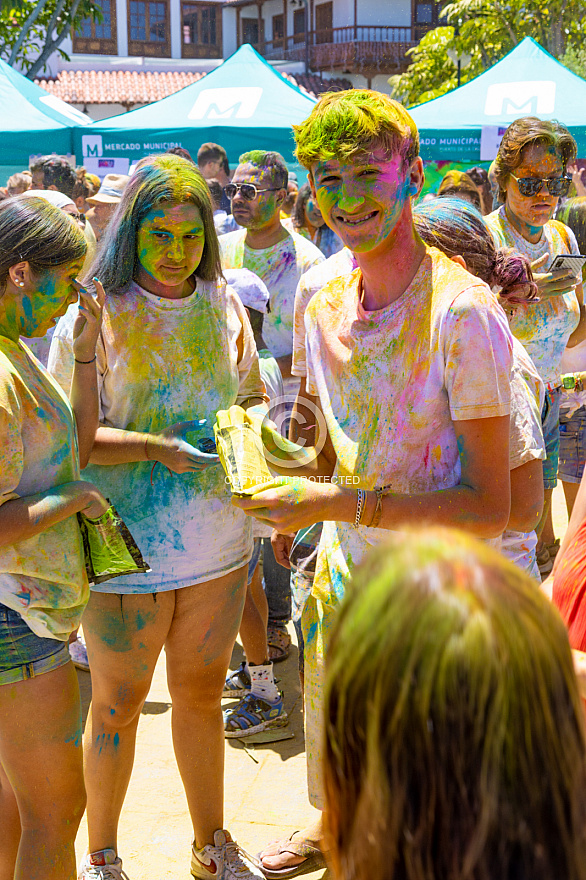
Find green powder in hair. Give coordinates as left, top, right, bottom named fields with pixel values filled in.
left=294, top=90, right=419, bottom=170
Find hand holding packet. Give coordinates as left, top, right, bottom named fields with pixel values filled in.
left=214, top=405, right=275, bottom=495
left=77, top=504, right=151, bottom=586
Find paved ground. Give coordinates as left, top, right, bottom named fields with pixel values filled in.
left=74, top=485, right=571, bottom=877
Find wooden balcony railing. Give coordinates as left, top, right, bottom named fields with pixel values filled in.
left=255, top=25, right=416, bottom=72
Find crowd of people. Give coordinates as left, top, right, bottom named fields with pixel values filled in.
left=2, top=89, right=586, bottom=880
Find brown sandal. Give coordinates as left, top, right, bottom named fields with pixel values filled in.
left=267, top=624, right=291, bottom=663
left=257, top=832, right=326, bottom=878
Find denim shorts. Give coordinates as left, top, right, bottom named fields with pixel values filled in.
left=0, top=603, right=70, bottom=686
left=247, top=537, right=262, bottom=584
left=541, top=387, right=562, bottom=490
left=559, top=406, right=586, bottom=484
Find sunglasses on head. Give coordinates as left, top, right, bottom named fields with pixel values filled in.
left=510, top=174, right=572, bottom=197
left=224, top=182, right=281, bottom=201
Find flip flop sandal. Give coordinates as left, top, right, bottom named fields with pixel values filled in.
left=267, top=625, right=291, bottom=663
left=257, top=833, right=327, bottom=879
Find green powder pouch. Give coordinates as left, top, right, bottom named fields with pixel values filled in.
left=77, top=504, right=151, bottom=586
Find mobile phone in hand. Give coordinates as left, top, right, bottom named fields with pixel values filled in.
left=549, top=254, right=586, bottom=275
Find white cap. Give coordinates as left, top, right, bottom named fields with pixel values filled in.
left=224, top=268, right=270, bottom=314
left=20, top=189, right=75, bottom=210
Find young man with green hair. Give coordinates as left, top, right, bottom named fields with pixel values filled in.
left=233, top=90, right=515, bottom=876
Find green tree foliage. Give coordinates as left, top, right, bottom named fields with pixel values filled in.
left=561, top=43, right=586, bottom=79
left=390, top=0, right=586, bottom=106
left=0, top=0, right=102, bottom=78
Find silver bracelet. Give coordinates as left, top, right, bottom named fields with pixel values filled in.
left=354, top=488, right=365, bottom=529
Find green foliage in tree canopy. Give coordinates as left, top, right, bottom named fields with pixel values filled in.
left=0, top=0, right=102, bottom=78
left=390, top=0, right=586, bottom=107
left=561, top=43, right=586, bottom=79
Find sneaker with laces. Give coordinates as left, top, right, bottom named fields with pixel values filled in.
left=191, top=829, right=264, bottom=880
left=223, top=692, right=288, bottom=738
left=78, top=848, right=129, bottom=879
left=223, top=661, right=251, bottom=698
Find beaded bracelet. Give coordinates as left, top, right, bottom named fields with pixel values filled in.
left=354, top=488, right=365, bottom=529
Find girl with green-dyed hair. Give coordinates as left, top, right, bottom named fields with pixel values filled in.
left=47, top=154, right=268, bottom=880
left=324, top=528, right=586, bottom=880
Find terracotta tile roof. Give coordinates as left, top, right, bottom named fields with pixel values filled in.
left=282, top=72, right=352, bottom=96
left=34, top=67, right=352, bottom=106
left=34, top=69, right=206, bottom=105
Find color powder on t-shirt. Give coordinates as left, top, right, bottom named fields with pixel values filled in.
left=220, top=229, right=324, bottom=359
left=0, top=338, right=88, bottom=639
left=486, top=207, right=580, bottom=387
left=48, top=279, right=266, bottom=594
left=303, top=247, right=513, bottom=610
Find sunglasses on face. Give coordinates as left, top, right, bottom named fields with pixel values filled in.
left=510, top=174, right=572, bottom=197
left=224, top=182, right=281, bottom=201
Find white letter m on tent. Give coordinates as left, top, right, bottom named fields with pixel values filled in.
left=82, top=135, right=103, bottom=158
left=484, top=81, right=556, bottom=116
left=188, top=88, right=263, bottom=120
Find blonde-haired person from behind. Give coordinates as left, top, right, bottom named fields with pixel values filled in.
left=324, top=528, right=586, bottom=880
left=6, top=170, right=31, bottom=196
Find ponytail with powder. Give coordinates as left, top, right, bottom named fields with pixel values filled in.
left=414, top=197, right=538, bottom=304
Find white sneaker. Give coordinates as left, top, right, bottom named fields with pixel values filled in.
left=191, top=830, right=264, bottom=880
left=78, top=849, right=129, bottom=879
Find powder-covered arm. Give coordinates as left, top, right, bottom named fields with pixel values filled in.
left=233, top=414, right=511, bottom=538
left=0, top=403, right=108, bottom=547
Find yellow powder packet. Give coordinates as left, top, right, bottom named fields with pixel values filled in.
left=214, top=405, right=274, bottom=495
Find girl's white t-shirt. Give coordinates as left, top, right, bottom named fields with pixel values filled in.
left=49, top=278, right=266, bottom=593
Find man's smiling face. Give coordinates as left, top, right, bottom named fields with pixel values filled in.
left=311, top=149, right=413, bottom=254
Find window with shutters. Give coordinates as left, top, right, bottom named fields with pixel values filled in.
left=315, top=1, right=332, bottom=43
left=127, top=0, right=170, bottom=56
left=292, top=7, right=305, bottom=43
left=182, top=2, right=222, bottom=57
left=73, top=0, right=117, bottom=54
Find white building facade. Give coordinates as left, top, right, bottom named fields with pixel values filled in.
left=47, top=0, right=433, bottom=94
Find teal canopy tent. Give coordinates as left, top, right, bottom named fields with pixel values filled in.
left=410, top=37, right=586, bottom=162
left=0, top=59, right=91, bottom=175
left=74, top=45, right=317, bottom=174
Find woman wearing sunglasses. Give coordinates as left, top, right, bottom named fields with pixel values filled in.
left=486, top=117, right=586, bottom=574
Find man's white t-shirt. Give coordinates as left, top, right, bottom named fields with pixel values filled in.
left=220, top=229, right=324, bottom=359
